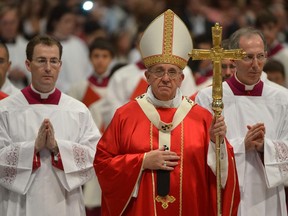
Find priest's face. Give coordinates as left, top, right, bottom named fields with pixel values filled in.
left=234, top=34, right=267, bottom=85
left=25, top=44, right=62, bottom=93
left=145, top=64, right=184, bottom=101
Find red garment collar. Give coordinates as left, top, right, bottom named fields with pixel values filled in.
left=21, top=86, right=61, bottom=104
left=226, top=75, right=263, bottom=96
left=88, top=75, right=109, bottom=87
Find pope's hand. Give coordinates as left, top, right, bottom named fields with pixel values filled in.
left=209, top=115, right=226, bottom=143
left=143, top=146, right=180, bottom=171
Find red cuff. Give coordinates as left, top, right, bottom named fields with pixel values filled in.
left=32, top=151, right=41, bottom=171
left=51, top=152, right=64, bottom=170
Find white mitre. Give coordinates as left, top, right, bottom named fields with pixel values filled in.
left=139, top=9, right=193, bottom=70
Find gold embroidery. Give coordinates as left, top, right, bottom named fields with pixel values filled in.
left=155, top=195, right=176, bottom=209
left=136, top=94, right=145, bottom=99
left=151, top=121, right=184, bottom=215
left=179, top=121, right=184, bottom=215
left=142, top=10, right=187, bottom=70
left=184, top=96, right=194, bottom=104
left=161, top=124, right=173, bottom=131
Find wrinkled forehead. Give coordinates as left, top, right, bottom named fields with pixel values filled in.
left=239, top=35, right=265, bottom=53
left=149, top=63, right=181, bottom=71
left=239, top=34, right=264, bottom=46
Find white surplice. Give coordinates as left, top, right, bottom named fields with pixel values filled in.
left=0, top=88, right=101, bottom=216
left=196, top=75, right=288, bottom=216
left=1, top=78, right=20, bottom=95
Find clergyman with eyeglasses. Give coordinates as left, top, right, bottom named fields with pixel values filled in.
left=196, top=27, right=288, bottom=216
left=94, top=9, right=240, bottom=216
left=0, top=35, right=101, bottom=216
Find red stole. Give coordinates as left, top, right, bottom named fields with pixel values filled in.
left=82, top=84, right=101, bottom=107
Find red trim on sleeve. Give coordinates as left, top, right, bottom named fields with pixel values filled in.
left=51, top=152, right=64, bottom=170
left=32, top=151, right=41, bottom=171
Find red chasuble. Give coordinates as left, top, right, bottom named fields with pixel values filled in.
left=94, top=100, right=240, bottom=216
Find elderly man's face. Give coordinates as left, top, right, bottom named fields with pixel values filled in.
left=145, top=64, right=184, bottom=101
left=234, top=34, right=266, bottom=85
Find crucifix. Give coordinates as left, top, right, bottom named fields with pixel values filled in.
left=189, top=23, right=246, bottom=216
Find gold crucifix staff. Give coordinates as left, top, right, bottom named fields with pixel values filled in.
left=189, top=23, right=246, bottom=216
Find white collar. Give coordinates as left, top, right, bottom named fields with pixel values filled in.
left=146, top=86, right=182, bottom=108
left=31, top=84, right=56, bottom=99
left=235, top=72, right=261, bottom=91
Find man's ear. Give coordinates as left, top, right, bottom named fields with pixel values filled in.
left=25, top=59, right=32, bottom=72
left=144, top=70, right=150, bottom=83
left=177, top=72, right=185, bottom=87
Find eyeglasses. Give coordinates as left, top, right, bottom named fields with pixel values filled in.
left=221, top=64, right=236, bottom=69
left=149, top=68, right=181, bottom=79
left=242, top=53, right=266, bottom=63
left=32, top=58, right=61, bottom=68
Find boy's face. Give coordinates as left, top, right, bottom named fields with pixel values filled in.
left=90, top=49, right=113, bottom=75
left=259, top=22, right=278, bottom=47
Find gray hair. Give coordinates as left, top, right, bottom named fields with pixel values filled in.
left=229, top=27, right=267, bottom=51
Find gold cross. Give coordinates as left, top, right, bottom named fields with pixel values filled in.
left=189, top=23, right=246, bottom=115
left=155, top=195, right=176, bottom=209
left=188, top=23, right=246, bottom=216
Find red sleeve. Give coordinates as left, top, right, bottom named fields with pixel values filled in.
left=32, top=150, right=41, bottom=171
left=51, top=152, right=64, bottom=170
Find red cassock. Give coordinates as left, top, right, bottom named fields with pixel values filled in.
left=94, top=100, right=240, bottom=216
